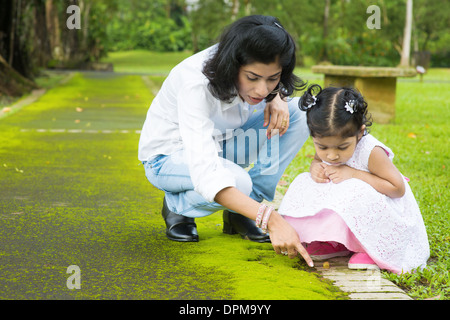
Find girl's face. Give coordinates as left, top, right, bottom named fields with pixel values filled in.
left=312, top=126, right=365, bottom=166
left=237, top=61, right=282, bottom=105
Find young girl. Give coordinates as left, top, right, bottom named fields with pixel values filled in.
left=278, top=84, right=430, bottom=274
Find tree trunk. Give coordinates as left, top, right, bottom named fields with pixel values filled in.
left=244, top=0, right=251, bottom=16
left=322, top=0, right=330, bottom=62
left=400, top=0, right=413, bottom=67
left=231, top=0, right=240, bottom=21
left=0, top=0, right=13, bottom=62
left=32, top=0, right=52, bottom=68
left=0, top=54, right=38, bottom=97
left=61, top=0, right=86, bottom=64
left=82, top=0, right=91, bottom=52
left=8, top=0, right=16, bottom=66
left=46, top=0, right=63, bottom=61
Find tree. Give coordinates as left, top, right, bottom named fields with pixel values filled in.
left=321, top=0, right=330, bottom=62
left=106, top=0, right=190, bottom=52
left=0, top=54, right=38, bottom=97
left=0, top=0, right=118, bottom=97
left=188, top=0, right=232, bottom=52
left=0, top=0, right=36, bottom=79
left=399, top=0, right=413, bottom=67
left=0, top=0, right=40, bottom=95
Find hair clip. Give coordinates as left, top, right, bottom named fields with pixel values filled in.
left=345, top=100, right=356, bottom=114
left=274, top=22, right=283, bottom=29
left=306, top=95, right=317, bottom=109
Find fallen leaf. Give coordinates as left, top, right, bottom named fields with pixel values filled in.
left=76, top=107, right=83, bottom=112
left=2, top=107, right=11, bottom=113
left=323, top=261, right=330, bottom=269
left=74, top=119, right=80, bottom=124
left=407, top=132, right=417, bottom=139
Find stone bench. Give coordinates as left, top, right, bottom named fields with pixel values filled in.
left=311, top=65, right=417, bottom=123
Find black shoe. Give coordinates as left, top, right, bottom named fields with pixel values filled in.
left=161, top=198, right=198, bottom=242
left=222, top=210, right=271, bottom=243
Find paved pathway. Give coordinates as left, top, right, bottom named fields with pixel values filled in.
left=0, top=72, right=231, bottom=299
left=314, top=257, right=412, bottom=300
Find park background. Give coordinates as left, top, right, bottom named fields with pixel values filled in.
left=0, top=0, right=449, bottom=300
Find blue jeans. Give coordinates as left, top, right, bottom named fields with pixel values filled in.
left=143, top=97, right=309, bottom=218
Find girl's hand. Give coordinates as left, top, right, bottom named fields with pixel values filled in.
left=323, top=164, right=355, bottom=184
left=264, top=93, right=289, bottom=139
left=268, top=212, right=314, bottom=267
left=310, top=160, right=330, bottom=183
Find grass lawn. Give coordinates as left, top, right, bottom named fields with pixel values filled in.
left=101, top=50, right=193, bottom=74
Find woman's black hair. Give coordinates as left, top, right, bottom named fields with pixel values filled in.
left=299, top=84, right=372, bottom=138
left=202, top=15, right=306, bottom=103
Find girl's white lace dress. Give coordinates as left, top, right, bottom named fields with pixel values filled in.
left=279, top=134, right=429, bottom=273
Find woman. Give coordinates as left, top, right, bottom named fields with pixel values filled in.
left=138, top=15, right=314, bottom=267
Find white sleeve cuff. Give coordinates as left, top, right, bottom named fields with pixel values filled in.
left=194, top=167, right=236, bottom=203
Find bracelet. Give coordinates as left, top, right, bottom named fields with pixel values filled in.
left=260, top=205, right=274, bottom=234
left=255, top=203, right=267, bottom=228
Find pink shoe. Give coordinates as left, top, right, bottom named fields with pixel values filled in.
left=348, top=253, right=378, bottom=269
left=306, top=242, right=351, bottom=261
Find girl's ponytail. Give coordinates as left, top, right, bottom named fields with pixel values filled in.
left=342, top=89, right=366, bottom=114
left=299, top=84, right=322, bottom=111
left=342, top=88, right=372, bottom=131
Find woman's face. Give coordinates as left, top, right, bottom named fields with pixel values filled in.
left=237, top=60, right=282, bottom=105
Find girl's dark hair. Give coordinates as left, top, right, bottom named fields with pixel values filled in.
left=299, top=84, right=372, bottom=138
left=202, top=15, right=306, bottom=103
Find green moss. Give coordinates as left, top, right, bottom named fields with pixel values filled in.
left=185, top=214, right=344, bottom=299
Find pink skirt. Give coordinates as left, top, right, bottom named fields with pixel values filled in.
left=283, top=208, right=365, bottom=253
left=283, top=209, right=400, bottom=272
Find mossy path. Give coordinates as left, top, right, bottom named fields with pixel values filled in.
left=0, top=72, right=344, bottom=299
